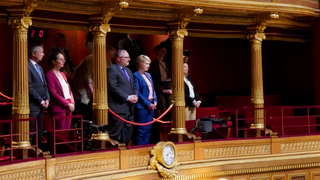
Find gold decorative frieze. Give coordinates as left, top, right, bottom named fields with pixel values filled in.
left=83, top=161, right=320, bottom=180
left=36, top=0, right=101, bottom=15
left=0, top=168, right=45, bottom=180
left=55, top=158, right=119, bottom=177
left=177, top=149, right=194, bottom=161
left=191, top=14, right=254, bottom=26
left=113, top=8, right=177, bottom=20
left=204, top=145, right=270, bottom=158
left=129, top=154, right=149, bottom=167
left=281, top=141, right=320, bottom=153
left=0, top=161, right=43, bottom=171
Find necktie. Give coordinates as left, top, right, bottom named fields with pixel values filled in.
left=121, top=67, right=130, bottom=83
left=35, top=64, right=44, bottom=83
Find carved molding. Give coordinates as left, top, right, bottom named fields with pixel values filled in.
left=78, top=155, right=320, bottom=179
left=281, top=141, right=320, bottom=153
left=0, top=168, right=45, bottom=180
left=0, top=161, right=43, bottom=171
left=55, top=158, right=119, bottom=177
left=36, top=0, right=101, bottom=15
left=204, top=145, right=270, bottom=158
left=289, top=172, right=307, bottom=180
left=177, top=150, right=194, bottom=161
left=129, top=155, right=149, bottom=167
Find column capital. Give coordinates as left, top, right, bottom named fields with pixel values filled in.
left=8, top=16, right=32, bottom=30
left=168, top=29, right=188, bottom=40
left=247, top=24, right=267, bottom=43
left=247, top=32, right=266, bottom=43
left=89, top=14, right=112, bottom=35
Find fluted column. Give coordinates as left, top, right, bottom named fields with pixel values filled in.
left=9, top=15, right=32, bottom=146
left=89, top=17, right=110, bottom=127
left=247, top=25, right=266, bottom=131
left=169, top=29, right=188, bottom=136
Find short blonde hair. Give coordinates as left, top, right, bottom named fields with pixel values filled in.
left=136, top=55, right=151, bottom=69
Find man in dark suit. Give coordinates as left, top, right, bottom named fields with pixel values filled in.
left=118, top=34, right=145, bottom=73
left=28, top=44, right=50, bottom=146
left=107, top=50, right=138, bottom=145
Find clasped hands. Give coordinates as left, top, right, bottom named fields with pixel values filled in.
left=193, top=101, right=201, bottom=108
left=128, top=95, right=138, bottom=104
left=148, top=103, right=157, bottom=110
left=41, top=100, right=50, bottom=109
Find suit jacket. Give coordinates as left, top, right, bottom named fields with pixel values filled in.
left=28, top=60, right=50, bottom=112
left=184, top=76, right=200, bottom=107
left=46, top=70, right=75, bottom=113
left=72, top=54, right=93, bottom=105
left=107, top=64, right=138, bottom=114
left=133, top=71, right=157, bottom=110
left=118, top=36, right=145, bottom=72
left=149, top=59, right=172, bottom=93
left=49, top=45, right=75, bottom=73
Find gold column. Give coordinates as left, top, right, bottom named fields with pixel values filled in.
left=89, top=15, right=113, bottom=141
left=169, top=28, right=188, bottom=136
left=167, top=19, right=195, bottom=142
left=247, top=25, right=266, bottom=131
left=8, top=6, right=33, bottom=147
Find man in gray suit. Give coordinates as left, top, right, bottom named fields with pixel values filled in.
left=28, top=44, right=50, bottom=146
left=107, top=50, right=138, bottom=145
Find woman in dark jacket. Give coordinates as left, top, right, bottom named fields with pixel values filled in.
left=184, top=62, right=201, bottom=120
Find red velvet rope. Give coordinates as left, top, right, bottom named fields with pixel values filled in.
left=0, top=92, right=13, bottom=100
left=108, top=103, right=173, bottom=126
left=0, top=91, right=172, bottom=126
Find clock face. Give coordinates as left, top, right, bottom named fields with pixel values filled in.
left=162, top=144, right=175, bottom=166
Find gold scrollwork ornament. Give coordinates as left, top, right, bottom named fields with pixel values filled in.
left=148, top=141, right=180, bottom=178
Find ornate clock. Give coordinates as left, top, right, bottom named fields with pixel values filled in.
left=148, top=141, right=179, bottom=178
left=157, top=141, right=176, bottom=168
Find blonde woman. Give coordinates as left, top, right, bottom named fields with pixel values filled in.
left=133, top=55, right=157, bottom=145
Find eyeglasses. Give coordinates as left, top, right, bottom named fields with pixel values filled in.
left=120, top=56, right=130, bottom=59
left=57, top=59, right=65, bottom=62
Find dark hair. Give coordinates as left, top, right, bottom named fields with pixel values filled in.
left=183, top=50, right=190, bottom=57
left=28, top=44, right=43, bottom=58
left=85, top=32, right=93, bottom=46
left=153, top=44, right=166, bottom=55
left=54, top=33, right=65, bottom=42
left=47, top=52, right=65, bottom=66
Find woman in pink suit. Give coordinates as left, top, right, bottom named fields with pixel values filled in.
left=46, top=52, right=75, bottom=129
